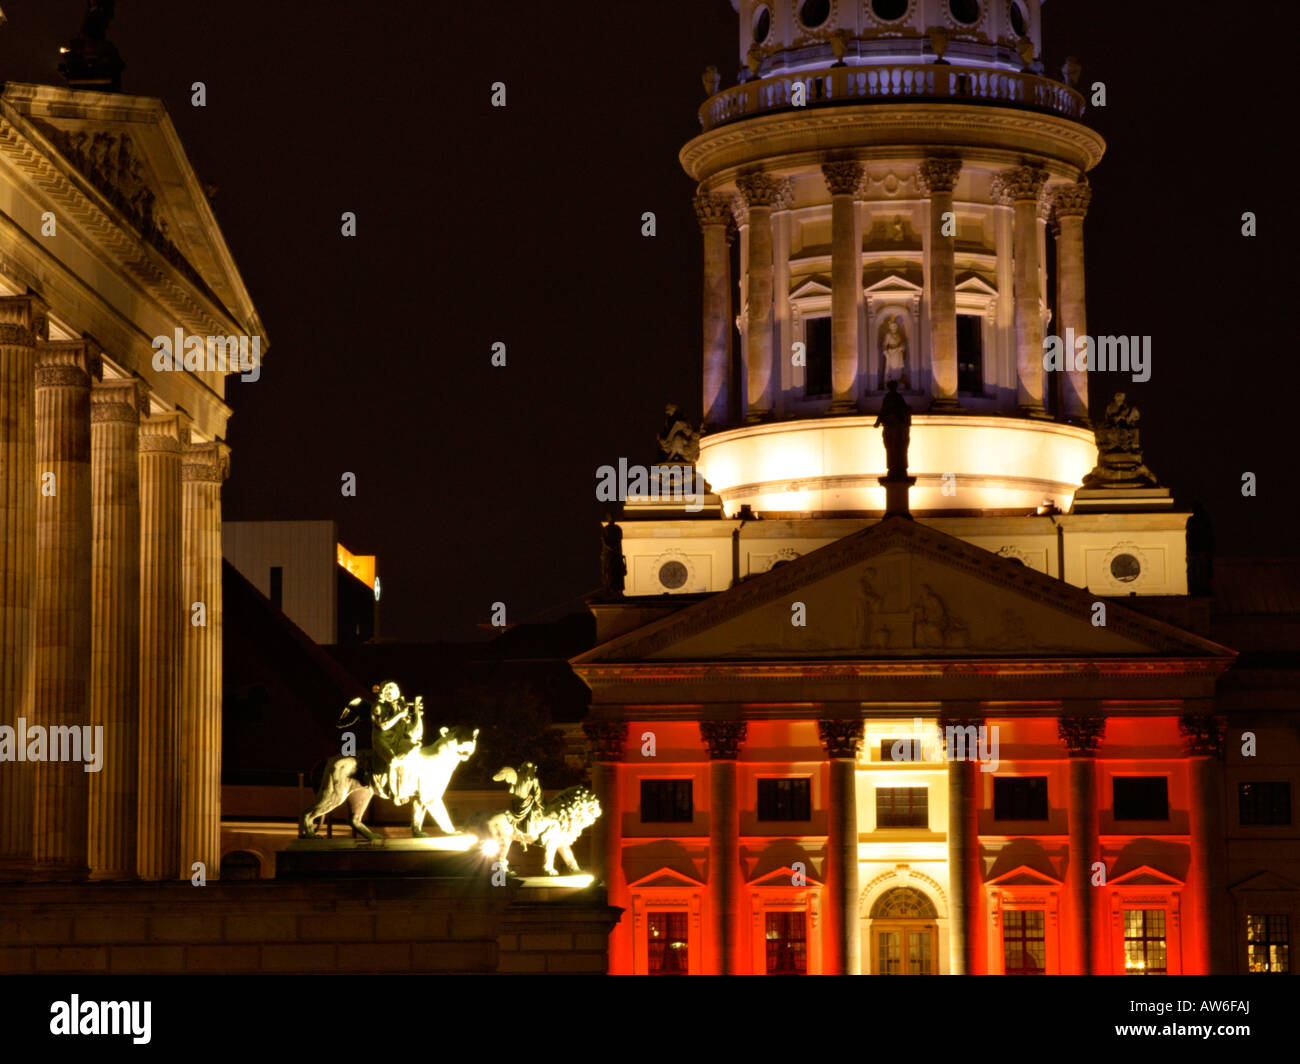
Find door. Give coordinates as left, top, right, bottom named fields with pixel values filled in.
left=873, top=922, right=937, bottom=974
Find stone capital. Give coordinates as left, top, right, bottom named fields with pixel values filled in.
left=138, top=410, right=191, bottom=455
left=90, top=377, right=148, bottom=425
left=1050, top=180, right=1092, bottom=220
left=991, top=165, right=1048, bottom=205
left=0, top=293, right=50, bottom=346
left=693, top=192, right=734, bottom=229
left=35, top=339, right=102, bottom=388
left=182, top=440, right=231, bottom=484
left=583, top=720, right=628, bottom=762
left=701, top=720, right=747, bottom=760
left=821, top=160, right=864, bottom=197
left=818, top=718, right=863, bottom=759
left=1179, top=713, right=1226, bottom=758
left=736, top=171, right=781, bottom=209
left=1058, top=715, right=1105, bottom=756
left=917, top=157, right=962, bottom=195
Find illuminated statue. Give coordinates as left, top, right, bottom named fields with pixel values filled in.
left=879, top=314, right=909, bottom=388
left=874, top=379, right=912, bottom=480
left=300, top=683, right=479, bottom=840
left=657, top=403, right=701, bottom=464
left=1081, top=391, right=1159, bottom=488
left=484, top=765, right=602, bottom=876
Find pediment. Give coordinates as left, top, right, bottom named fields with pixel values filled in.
left=864, top=274, right=923, bottom=296
left=627, top=867, right=705, bottom=890
left=987, top=864, right=1061, bottom=888
left=750, top=865, right=822, bottom=887
left=1, top=84, right=261, bottom=335
left=575, top=518, right=1233, bottom=664
left=1231, top=870, right=1300, bottom=893
left=955, top=275, right=998, bottom=296
left=790, top=276, right=832, bottom=299
left=1110, top=865, right=1183, bottom=887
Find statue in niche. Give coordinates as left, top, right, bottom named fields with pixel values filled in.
left=600, top=516, right=626, bottom=597
left=874, top=379, right=912, bottom=480
left=300, top=682, right=479, bottom=840
left=878, top=314, right=910, bottom=389
left=657, top=403, right=701, bottom=464
left=483, top=764, right=602, bottom=876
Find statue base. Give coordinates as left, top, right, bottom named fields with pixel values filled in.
left=878, top=475, right=916, bottom=519
left=277, top=835, right=481, bottom=878
left=1070, top=485, right=1174, bottom=512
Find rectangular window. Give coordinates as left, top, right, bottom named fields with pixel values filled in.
left=1246, top=914, right=1290, bottom=974
left=640, top=779, right=693, bottom=823
left=765, top=911, right=807, bottom=975
left=1002, top=909, right=1047, bottom=974
left=879, top=738, right=925, bottom=762
left=1239, top=781, right=1292, bottom=826
left=1123, top=909, right=1168, bottom=974
left=1113, top=776, right=1169, bottom=821
left=757, top=778, right=811, bottom=822
left=876, top=787, right=928, bottom=829
left=803, top=316, right=833, bottom=398
left=994, top=777, right=1049, bottom=821
left=956, top=314, right=984, bottom=394
left=269, top=566, right=283, bottom=610
left=647, top=911, right=689, bottom=974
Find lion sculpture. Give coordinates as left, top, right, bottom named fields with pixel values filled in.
left=301, top=724, right=479, bottom=841
left=485, top=764, right=602, bottom=876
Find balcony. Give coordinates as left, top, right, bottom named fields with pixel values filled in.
left=699, top=64, right=1085, bottom=131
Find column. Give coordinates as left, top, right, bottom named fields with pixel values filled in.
left=1051, top=181, right=1093, bottom=425
left=918, top=157, right=963, bottom=410
left=818, top=718, right=863, bottom=975
left=941, top=713, right=982, bottom=974
left=0, top=296, right=44, bottom=873
left=1058, top=713, right=1105, bottom=974
left=136, top=409, right=188, bottom=880
left=993, top=166, right=1049, bottom=416
left=695, top=193, right=734, bottom=431
left=822, top=160, right=864, bottom=412
left=32, top=339, right=101, bottom=877
left=88, top=378, right=146, bottom=879
left=179, top=441, right=229, bottom=879
left=701, top=720, right=746, bottom=974
left=736, top=173, right=778, bottom=422
left=583, top=720, right=626, bottom=971
left=772, top=180, right=794, bottom=417
left=1180, top=713, right=1228, bottom=974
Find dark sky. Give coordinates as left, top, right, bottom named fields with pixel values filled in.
left=2, top=2, right=1295, bottom=641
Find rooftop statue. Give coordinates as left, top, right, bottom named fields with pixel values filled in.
left=600, top=516, right=626, bottom=597
left=300, top=682, right=479, bottom=841
left=483, top=763, right=602, bottom=876
left=1081, top=391, right=1160, bottom=489
left=657, top=403, right=701, bottom=464
left=874, top=379, right=912, bottom=480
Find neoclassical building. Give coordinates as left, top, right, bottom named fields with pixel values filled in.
left=0, top=78, right=263, bottom=882
left=574, top=0, right=1299, bottom=975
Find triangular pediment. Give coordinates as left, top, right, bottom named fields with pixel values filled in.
left=750, top=865, right=823, bottom=887
left=987, top=864, right=1062, bottom=888
left=574, top=518, right=1233, bottom=664
left=627, top=867, right=705, bottom=890
left=1231, top=870, right=1300, bottom=893
left=790, top=276, right=832, bottom=298
left=1110, top=865, right=1183, bottom=887
left=1, top=84, right=262, bottom=336
left=864, top=274, right=923, bottom=296
left=955, top=275, right=998, bottom=296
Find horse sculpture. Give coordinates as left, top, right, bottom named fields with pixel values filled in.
left=300, top=723, right=479, bottom=841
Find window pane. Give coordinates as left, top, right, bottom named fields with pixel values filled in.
left=1113, top=777, right=1169, bottom=821
left=876, top=787, right=928, bottom=828
left=804, top=317, right=832, bottom=397
left=758, top=778, right=811, bottom=822
left=641, top=779, right=693, bottom=823
left=956, top=314, right=984, bottom=394
left=994, top=777, right=1049, bottom=821
left=1247, top=913, right=1290, bottom=973
left=765, top=912, right=807, bottom=975
left=1239, top=781, right=1292, bottom=826
left=648, top=911, right=688, bottom=974
left=1124, top=909, right=1167, bottom=974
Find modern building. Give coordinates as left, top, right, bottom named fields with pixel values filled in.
left=572, top=0, right=1299, bottom=975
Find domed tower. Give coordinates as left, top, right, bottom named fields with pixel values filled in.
left=686, top=0, right=1103, bottom=517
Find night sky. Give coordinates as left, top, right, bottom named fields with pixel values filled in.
left=1, top=1, right=1294, bottom=641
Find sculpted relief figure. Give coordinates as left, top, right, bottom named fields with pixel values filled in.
left=300, top=682, right=479, bottom=840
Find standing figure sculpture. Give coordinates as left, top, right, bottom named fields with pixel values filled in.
left=874, top=379, right=913, bottom=480
left=879, top=315, right=909, bottom=388
left=600, top=516, right=626, bottom=597
left=300, top=682, right=479, bottom=840
left=483, top=763, right=602, bottom=876
left=657, top=403, right=701, bottom=464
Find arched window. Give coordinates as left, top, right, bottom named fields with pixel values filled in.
left=871, top=886, right=939, bottom=919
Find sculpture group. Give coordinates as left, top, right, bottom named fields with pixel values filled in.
left=299, top=682, right=600, bottom=876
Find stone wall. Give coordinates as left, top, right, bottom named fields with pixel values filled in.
left=0, top=878, right=618, bottom=974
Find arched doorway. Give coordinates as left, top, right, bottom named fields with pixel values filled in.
left=870, top=887, right=939, bottom=975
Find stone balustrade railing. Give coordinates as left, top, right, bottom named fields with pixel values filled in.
left=699, top=64, right=1085, bottom=130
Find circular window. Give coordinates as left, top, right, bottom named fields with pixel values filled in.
left=1110, top=554, right=1141, bottom=583
left=1008, top=0, right=1026, bottom=36
left=658, top=561, right=689, bottom=590
left=949, top=0, right=980, bottom=25
left=871, top=0, right=909, bottom=20
left=753, top=5, right=771, bottom=43
left=799, top=0, right=831, bottom=29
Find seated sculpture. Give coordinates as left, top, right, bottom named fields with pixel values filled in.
left=484, top=762, right=602, bottom=876
left=300, top=682, right=479, bottom=840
